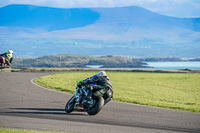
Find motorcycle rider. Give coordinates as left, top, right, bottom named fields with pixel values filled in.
left=79, top=71, right=113, bottom=104
left=0, top=50, right=14, bottom=67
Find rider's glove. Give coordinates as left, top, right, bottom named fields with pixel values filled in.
left=77, top=80, right=84, bottom=85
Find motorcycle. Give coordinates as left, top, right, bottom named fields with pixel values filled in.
left=65, top=84, right=111, bottom=115
left=0, top=56, right=9, bottom=70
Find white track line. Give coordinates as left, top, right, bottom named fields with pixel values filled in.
left=30, top=78, right=142, bottom=106
left=30, top=78, right=73, bottom=95
left=30, top=78, right=152, bottom=106
left=31, top=77, right=177, bottom=111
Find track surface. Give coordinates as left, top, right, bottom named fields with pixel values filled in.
left=0, top=72, right=200, bottom=133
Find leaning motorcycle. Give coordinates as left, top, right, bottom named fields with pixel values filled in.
left=65, top=84, right=110, bottom=115
left=0, top=56, right=8, bottom=69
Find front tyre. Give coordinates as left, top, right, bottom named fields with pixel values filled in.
left=65, top=95, right=75, bottom=113
left=87, top=96, right=104, bottom=115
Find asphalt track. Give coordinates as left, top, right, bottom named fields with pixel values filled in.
left=0, top=72, right=200, bottom=133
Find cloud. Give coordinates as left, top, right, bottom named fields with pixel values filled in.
left=0, top=0, right=200, bottom=17
left=139, top=0, right=200, bottom=18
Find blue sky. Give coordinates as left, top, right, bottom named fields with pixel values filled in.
left=0, top=0, right=200, bottom=18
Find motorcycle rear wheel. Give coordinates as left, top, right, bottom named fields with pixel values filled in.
left=87, top=96, right=104, bottom=115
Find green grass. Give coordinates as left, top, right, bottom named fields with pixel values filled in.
left=35, top=71, right=200, bottom=113
left=0, top=128, right=68, bottom=133
left=0, top=67, right=12, bottom=72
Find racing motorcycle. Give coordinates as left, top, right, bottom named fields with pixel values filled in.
left=0, top=56, right=9, bottom=70
left=65, top=84, right=111, bottom=115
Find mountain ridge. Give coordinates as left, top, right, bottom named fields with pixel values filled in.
left=0, top=4, right=100, bottom=31
left=0, top=4, right=200, bottom=58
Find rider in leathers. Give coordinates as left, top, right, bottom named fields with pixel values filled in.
left=0, top=50, right=14, bottom=67
left=80, top=71, right=113, bottom=104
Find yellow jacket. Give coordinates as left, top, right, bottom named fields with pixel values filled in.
left=5, top=53, right=13, bottom=62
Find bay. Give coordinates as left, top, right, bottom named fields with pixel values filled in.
left=145, top=61, right=200, bottom=70
left=86, top=62, right=200, bottom=70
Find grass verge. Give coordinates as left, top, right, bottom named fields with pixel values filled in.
left=14, top=67, right=200, bottom=73
left=35, top=71, right=200, bottom=113
left=0, top=128, right=68, bottom=133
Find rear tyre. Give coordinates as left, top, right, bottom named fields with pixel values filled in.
left=87, top=96, right=104, bottom=115
left=65, top=96, right=75, bottom=113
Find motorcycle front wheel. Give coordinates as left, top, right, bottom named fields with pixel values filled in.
left=87, top=96, right=104, bottom=115
left=65, top=95, right=75, bottom=113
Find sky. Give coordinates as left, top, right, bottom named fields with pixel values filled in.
left=0, top=0, right=200, bottom=18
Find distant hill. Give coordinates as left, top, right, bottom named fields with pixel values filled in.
left=62, top=6, right=200, bottom=41
left=0, top=4, right=100, bottom=31
left=12, top=54, right=148, bottom=68
left=0, top=4, right=200, bottom=58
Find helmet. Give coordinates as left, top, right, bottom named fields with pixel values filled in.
left=97, top=71, right=107, bottom=77
left=8, top=50, right=14, bottom=54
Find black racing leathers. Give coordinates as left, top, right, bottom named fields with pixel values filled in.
left=82, top=76, right=113, bottom=104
